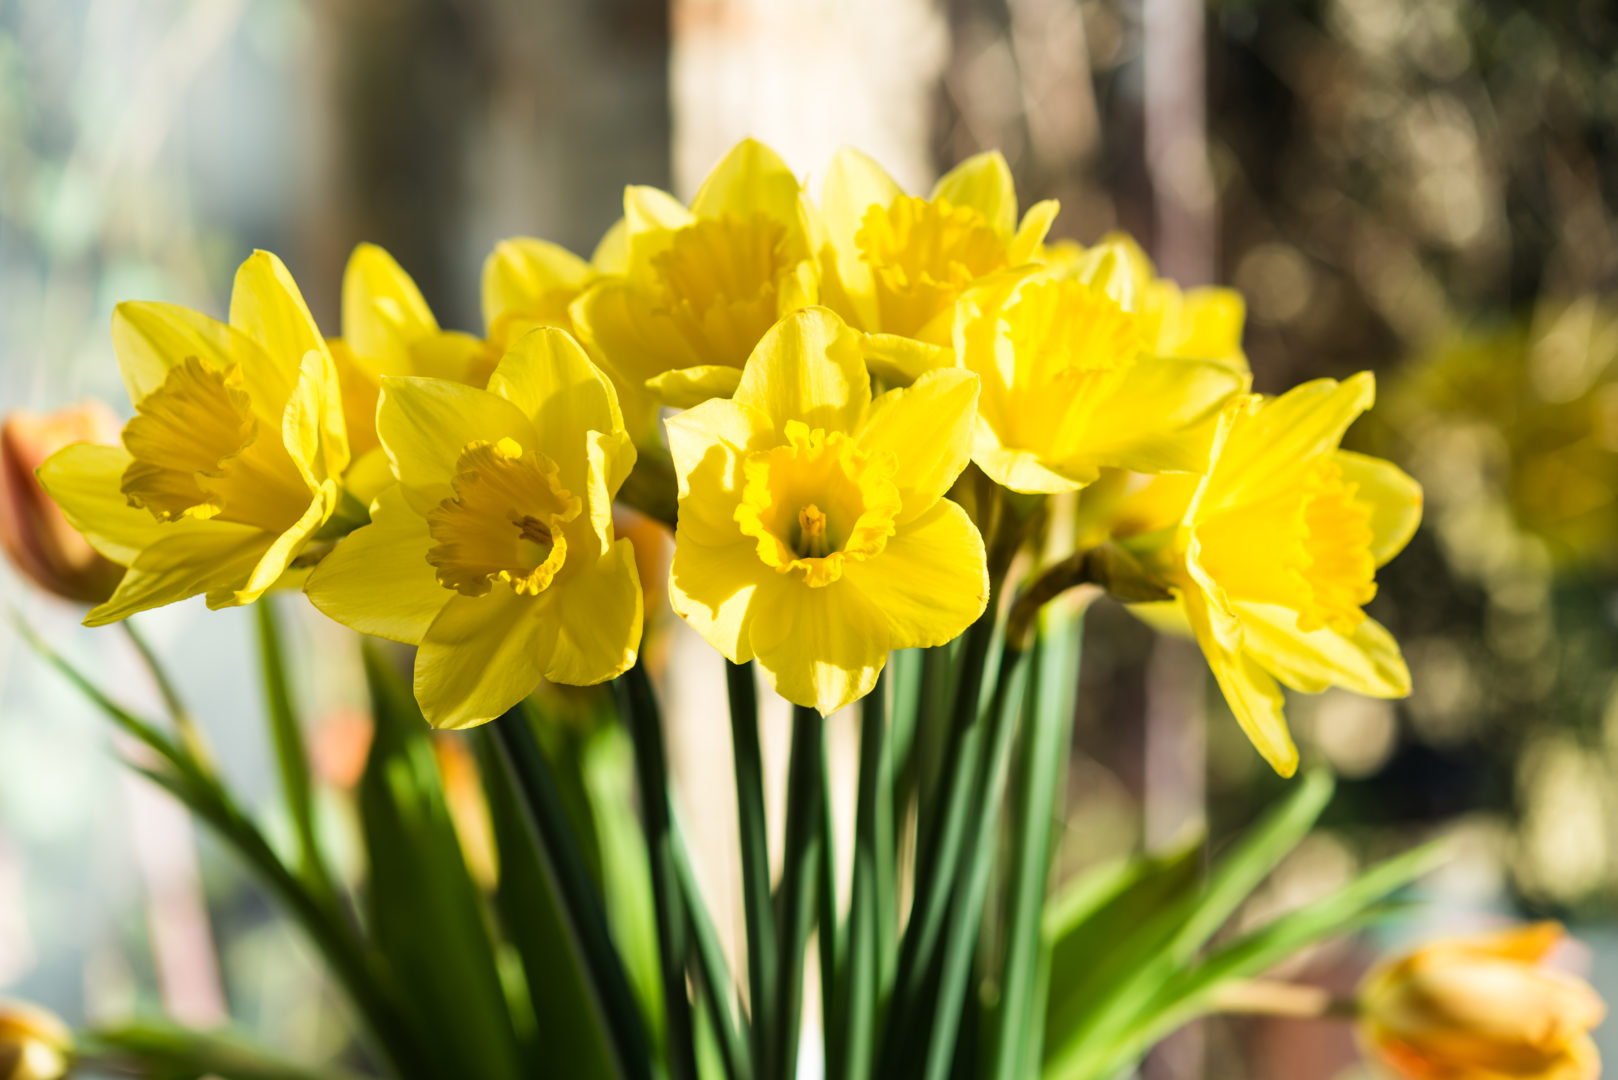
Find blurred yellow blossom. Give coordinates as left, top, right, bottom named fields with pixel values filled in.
left=0, top=1001, right=70, bottom=1080
left=38, top=251, right=349, bottom=626
left=306, top=327, right=641, bottom=728
left=666, top=307, right=986, bottom=712
left=1359, top=922, right=1604, bottom=1080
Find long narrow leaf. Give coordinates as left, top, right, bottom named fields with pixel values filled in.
left=88, top=1022, right=364, bottom=1080
left=672, top=822, right=751, bottom=1080
left=726, top=659, right=774, bottom=1070
left=770, top=706, right=825, bottom=1080
left=254, top=598, right=332, bottom=898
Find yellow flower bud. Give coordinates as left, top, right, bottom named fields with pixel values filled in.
left=0, top=1000, right=71, bottom=1080
left=0, top=403, right=124, bottom=605
left=1359, top=922, right=1605, bottom=1080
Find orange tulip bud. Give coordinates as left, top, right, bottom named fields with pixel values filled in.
left=0, top=403, right=123, bottom=604
left=1359, top=922, right=1605, bottom=1080
left=0, top=1000, right=71, bottom=1080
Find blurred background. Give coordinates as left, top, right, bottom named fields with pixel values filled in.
left=2, top=0, right=1616, bottom=1077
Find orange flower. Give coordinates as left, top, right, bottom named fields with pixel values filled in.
left=1359, top=923, right=1605, bottom=1080
left=0, top=403, right=124, bottom=604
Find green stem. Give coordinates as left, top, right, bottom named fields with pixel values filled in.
left=830, top=672, right=888, bottom=1080
left=489, top=708, right=653, bottom=1080
left=618, top=663, right=699, bottom=1080
left=726, top=660, right=775, bottom=1068
left=990, top=609, right=1085, bottom=1080
left=817, top=726, right=841, bottom=1072
left=671, top=826, right=752, bottom=1080
left=252, top=598, right=333, bottom=902
left=85, top=1022, right=368, bottom=1080
left=769, top=706, right=825, bottom=1080
left=121, top=619, right=211, bottom=771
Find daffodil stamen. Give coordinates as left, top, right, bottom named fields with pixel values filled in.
left=796, top=504, right=830, bottom=557
left=426, top=437, right=581, bottom=598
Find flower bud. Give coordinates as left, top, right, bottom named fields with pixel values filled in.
left=1358, top=922, right=1605, bottom=1080
left=0, top=403, right=124, bottom=605
left=0, top=1000, right=72, bottom=1080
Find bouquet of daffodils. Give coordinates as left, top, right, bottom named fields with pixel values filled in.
left=3, top=140, right=1602, bottom=1080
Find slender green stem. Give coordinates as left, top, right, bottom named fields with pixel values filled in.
left=671, top=825, right=752, bottom=1080
left=253, top=598, right=334, bottom=902
left=817, top=727, right=840, bottom=1072
left=990, top=610, right=1085, bottom=1080
left=490, top=708, right=653, bottom=1080
left=618, top=662, right=698, bottom=1080
left=726, top=660, right=775, bottom=1067
left=923, top=643, right=1034, bottom=1080
left=831, top=672, right=888, bottom=1080
left=769, top=707, right=825, bottom=1080
left=85, top=1021, right=367, bottom=1080
left=121, top=619, right=211, bottom=770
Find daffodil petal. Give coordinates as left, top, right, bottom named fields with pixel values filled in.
left=930, top=150, right=1017, bottom=237
left=1128, top=598, right=1196, bottom=639
left=1335, top=450, right=1422, bottom=567
left=821, top=147, right=899, bottom=329
left=843, top=500, right=987, bottom=650
left=283, top=349, right=350, bottom=489
left=415, top=590, right=556, bottom=729
left=646, top=365, right=746, bottom=409
left=480, top=237, right=592, bottom=331
left=570, top=279, right=707, bottom=387
left=226, top=483, right=334, bottom=606
left=666, top=399, right=771, bottom=494
left=1185, top=588, right=1298, bottom=777
left=304, top=485, right=448, bottom=644
left=859, top=332, right=954, bottom=385
left=591, top=218, right=630, bottom=273
left=487, top=327, right=624, bottom=486
left=1234, top=601, right=1411, bottom=698
left=669, top=535, right=763, bottom=663
left=690, top=138, right=805, bottom=230
left=858, top=369, right=979, bottom=521
left=1179, top=287, right=1248, bottom=371
left=623, top=184, right=695, bottom=274
left=1069, top=356, right=1248, bottom=475
left=84, top=524, right=271, bottom=627
left=110, top=301, right=260, bottom=407
left=973, top=422, right=1097, bottom=493
left=342, top=244, right=438, bottom=376
left=343, top=446, right=395, bottom=507
left=377, top=377, right=539, bottom=514
left=37, top=443, right=169, bottom=565
left=734, top=308, right=869, bottom=435
left=545, top=538, right=642, bottom=685
left=230, top=250, right=328, bottom=393
left=748, top=576, right=889, bottom=713
left=1008, top=199, right=1060, bottom=265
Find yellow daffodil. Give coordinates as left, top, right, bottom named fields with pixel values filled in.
left=571, top=138, right=822, bottom=408
left=39, top=251, right=348, bottom=627
left=305, top=327, right=642, bottom=728
left=955, top=257, right=1248, bottom=494
left=1043, top=235, right=1248, bottom=372
left=819, top=147, right=1058, bottom=383
left=667, top=306, right=987, bottom=713
left=1359, top=923, right=1604, bottom=1080
left=1179, top=374, right=1422, bottom=775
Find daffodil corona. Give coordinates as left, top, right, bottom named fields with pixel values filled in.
left=305, top=327, right=642, bottom=728
left=572, top=138, right=821, bottom=408
left=39, top=251, right=349, bottom=626
left=820, top=147, right=1058, bottom=383
left=667, top=307, right=987, bottom=713
left=1179, top=374, right=1422, bottom=775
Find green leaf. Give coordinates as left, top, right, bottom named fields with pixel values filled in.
left=88, top=1022, right=363, bottom=1080
left=358, top=645, right=526, bottom=1080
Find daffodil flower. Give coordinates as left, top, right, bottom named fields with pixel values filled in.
left=667, top=306, right=987, bottom=713
left=572, top=138, right=822, bottom=409
left=1179, top=374, right=1422, bottom=775
left=39, top=251, right=348, bottom=626
left=305, top=327, right=642, bottom=728
left=956, top=256, right=1248, bottom=495
left=819, top=147, right=1058, bottom=384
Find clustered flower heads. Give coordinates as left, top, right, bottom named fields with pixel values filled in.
left=38, top=138, right=1423, bottom=773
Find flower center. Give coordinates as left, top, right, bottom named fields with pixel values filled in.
left=854, top=195, right=1009, bottom=338
left=1195, top=458, right=1378, bottom=633
left=734, top=421, right=902, bottom=587
left=426, top=437, right=582, bottom=597
left=120, top=356, right=307, bottom=532
left=651, top=214, right=797, bottom=367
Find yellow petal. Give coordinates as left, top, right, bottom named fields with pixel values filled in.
left=1178, top=287, right=1248, bottom=371
left=573, top=428, right=636, bottom=562
left=842, top=499, right=987, bottom=650
left=225, top=483, right=335, bottom=606
left=973, top=421, right=1097, bottom=493
left=669, top=534, right=764, bottom=663
left=859, top=332, right=955, bottom=385
left=690, top=138, right=806, bottom=231
left=591, top=218, right=630, bottom=273
left=304, top=485, right=449, bottom=644
left=342, top=244, right=438, bottom=376
left=748, top=575, right=889, bottom=713
left=570, top=278, right=707, bottom=386
left=486, top=327, right=625, bottom=492
left=229, top=250, right=329, bottom=388
left=110, top=301, right=262, bottom=407
left=343, top=446, right=396, bottom=507
left=734, top=308, right=869, bottom=436
left=623, top=184, right=695, bottom=274
left=282, top=348, right=350, bottom=489
left=858, top=368, right=979, bottom=521
left=665, top=399, right=770, bottom=499
left=84, top=524, right=271, bottom=627
left=1069, top=356, right=1248, bottom=475
left=37, top=443, right=169, bottom=565
left=415, top=590, right=557, bottom=729
left=1335, top=450, right=1422, bottom=567
left=1184, top=588, right=1298, bottom=776
left=329, top=338, right=382, bottom=459
left=1234, top=601, right=1410, bottom=698
left=930, top=150, right=1017, bottom=237
left=376, top=377, right=539, bottom=514
left=820, top=147, right=901, bottom=329
left=545, top=538, right=642, bottom=685
left=480, top=237, right=592, bottom=332
left=1008, top=199, right=1060, bottom=265
left=646, top=365, right=746, bottom=408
